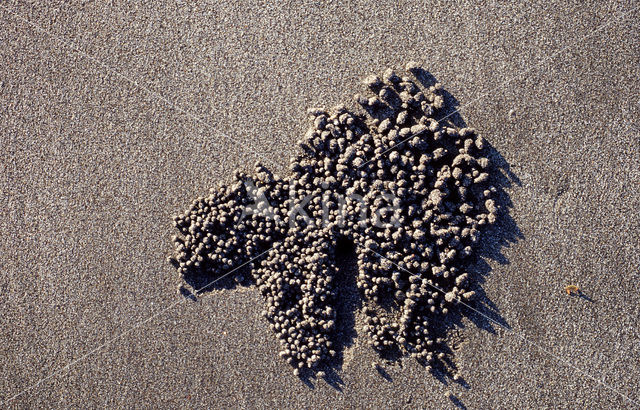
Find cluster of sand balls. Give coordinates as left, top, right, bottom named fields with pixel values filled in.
left=169, top=63, right=498, bottom=376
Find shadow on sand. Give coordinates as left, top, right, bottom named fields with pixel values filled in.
left=173, top=70, right=524, bottom=400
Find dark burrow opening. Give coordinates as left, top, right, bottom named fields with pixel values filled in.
left=328, top=235, right=360, bottom=371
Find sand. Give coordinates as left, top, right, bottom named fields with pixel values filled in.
left=1, top=0, right=639, bottom=408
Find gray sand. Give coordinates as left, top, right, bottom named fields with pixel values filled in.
left=1, top=1, right=639, bottom=408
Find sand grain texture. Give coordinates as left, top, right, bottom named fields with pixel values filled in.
left=1, top=0, right=639, bottom=408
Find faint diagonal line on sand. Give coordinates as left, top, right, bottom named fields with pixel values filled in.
left=358, top=3, right=640, bottom=170
left=0, top=3, right=277, bottom=169
left=367, top=249, right=640, bottom=407
left=1, top=1, right=639, bottom=406
left=2, top=247, right=273, bottom=404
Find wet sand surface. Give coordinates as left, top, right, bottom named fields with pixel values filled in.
left=1, top=1, right=639, bottom=408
